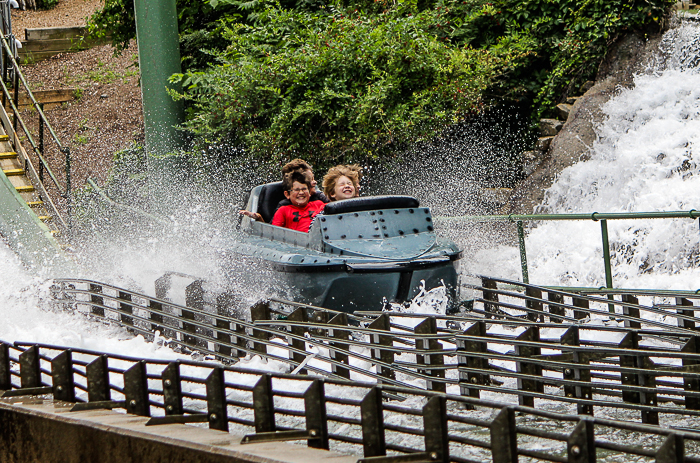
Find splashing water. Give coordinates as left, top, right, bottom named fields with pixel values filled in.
left=473, top=20, right=700, bottom=290
left=1, top=21, right=700, bottom=355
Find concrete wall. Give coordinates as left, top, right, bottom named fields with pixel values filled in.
left=0, top=398, right=356, bottom=463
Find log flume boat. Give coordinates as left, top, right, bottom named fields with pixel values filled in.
left=236, top=181, right=462, bottom=312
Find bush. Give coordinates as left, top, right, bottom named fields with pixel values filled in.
left=171, top=6, right=527, bottom=169
left=38, top=0, right=59, bottom=9
left=89, top=0, right=675, bottom=168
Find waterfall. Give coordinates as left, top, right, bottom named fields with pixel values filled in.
left=473, top=20, right=700, bottom=289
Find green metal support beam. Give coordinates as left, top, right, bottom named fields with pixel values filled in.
left=133, top=0, right=184, bottom=158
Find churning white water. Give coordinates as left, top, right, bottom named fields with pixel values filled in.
left=473, top=19, right=700, bottom=290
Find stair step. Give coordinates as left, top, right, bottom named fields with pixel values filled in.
left=15, top=185, right=35, bottom=193
left=0, top=135, right=8, bottom=141
left=0, top=151, right=17, bottom=159
left=38, top=215, right=52, bottom=221
left=27, top=201, right=44, bottom=207
left=3, top=168, right=24, bottom=176
left=49, top=230, right=59, bottom=236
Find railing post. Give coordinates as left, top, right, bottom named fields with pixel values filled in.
left=0, top=342, right=11, bottom=390
left=287, top=307, right=308, bottom=373
left=63, top=146, right=71, bottom=224
left=250, top=300, right=271, bottom=355
left=525, top=287, right=543, bottom=322
left=482, top=278, right=499, bottom=318
left=12, top=63, right=18, bottom=132
left=457, top=321, right=489, bottom=401
left=309, top=309, right=329, bottom=336
left=572, top=296, right=589, bottom=321
left=676, top=297, right=696, bottom=330
left=515, top=327, right=543, bottom=407
left=368, top=314, right=394, bottom=382
left=252, top=374, right=275, bottom=433
left=304, top=379, right=328, bottom=449
left=681, top=336, right=700, bottom=410
left=214, top=294, right=234, bottom=359
left=567, top=418, right=595, bottom=463
left=162, top=362, right=183, bottom=415
left=149, top=298, right=166, bottom=336
left=619, top=331, right=640, bottom=405
left=206, top=367, right=229, bottom=432
left=51, top=349, right=75, bottom=402
left=19, top=345, right=41, bottom=389
left=86, top=355, right=110, bottom=402
left=328, top=313, right=350, bottom=379
left=517, top=220, right=529, bottom=284
left=621, top=294, right=641, bottom=329
left=184, top=280, right=205, bottom=348
left=38, top=102, right=44, bottom=182
left=414, top=317, right=445, bottom=393
left=619, top=332, right=659, bottom=424
left=118, top=290, right=134, bottom=327
left=423, top=396, right=449, bottom=463
left=547, top=291, right=565, bottom=323
left=89, top=283, right=105, bottom=317
left=561, top=326, right=592, bottom=415
left=360, top=386, right=385, bottom=457
left=655, top=434, right=684, bottom=463
left=155, top=274, right=172, bottom=300
left=124, top=360, right=150, bottom=416
left=490, top=407, right=517, bottom=463
left=600, top=219, right=614, bottom=292
left=232, top=319, right=248, bottom=358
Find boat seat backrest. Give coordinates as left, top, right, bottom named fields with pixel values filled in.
left=257, top=181, right=286, bottom=223
left=323, top=195, right=419, bottom=215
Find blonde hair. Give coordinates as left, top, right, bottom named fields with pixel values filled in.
left=323, top=165, right=362, bottom=200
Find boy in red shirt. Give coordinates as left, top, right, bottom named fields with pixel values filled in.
left=271, top=170, right=325, bottom=232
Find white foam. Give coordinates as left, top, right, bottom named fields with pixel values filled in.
left=474, top=21, right=700, bottom=291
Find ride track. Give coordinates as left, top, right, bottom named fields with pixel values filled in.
left=2, top=275, right=698, bottom=461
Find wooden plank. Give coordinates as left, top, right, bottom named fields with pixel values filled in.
left=4, top=89, right=77, bottom=108
left=21, top=37, right=107, bottom=53
left=25, top=26, right=86, bottom=41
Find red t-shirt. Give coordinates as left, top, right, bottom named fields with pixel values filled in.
left=271, top=200, right=326, bottom=232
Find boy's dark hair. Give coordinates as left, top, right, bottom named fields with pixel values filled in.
left=282, top=158, right=312, bottom=175
left=283, top=169, right=311, bottom=192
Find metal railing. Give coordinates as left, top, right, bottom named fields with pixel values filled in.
left=50, top=277, right=700, bottom=425
left=0, top=19, right=71, bottom=231
left=438, top=210, right=700, bottom=292
left=3, top=339, right=700, bottom=462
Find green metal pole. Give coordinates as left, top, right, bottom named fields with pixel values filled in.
left=600, top=219, right=615, bottom=313
left=133, top=0, right=184, bottom=158
left=517, top=220, right=529, bottom=284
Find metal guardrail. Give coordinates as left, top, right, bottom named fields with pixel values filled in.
left=4, top=339, right=700, bottom=462
left=437, top=210, right=700, bottom=290
left=0, top=13, right=71, bottom=231
left=50, top=277, right=700, bottom=426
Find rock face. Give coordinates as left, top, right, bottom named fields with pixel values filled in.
left=509, top=31, right=668, bottom=214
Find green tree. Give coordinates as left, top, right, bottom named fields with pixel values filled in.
left=171, top=6, right=525, bottom=168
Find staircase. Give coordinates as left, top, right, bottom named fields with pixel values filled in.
left=0, top=132, right=61, bottom=238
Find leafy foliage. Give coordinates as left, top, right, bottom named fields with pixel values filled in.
left=171, top=7, right=526, bottom=167
left=89, top=0, right=675, bottom=169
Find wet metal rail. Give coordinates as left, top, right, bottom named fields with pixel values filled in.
left=3, top=339, right=700, bottom=462
left=437, top=210, right=700, bottom=288
left=50, top=277, right=700, bottom=427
